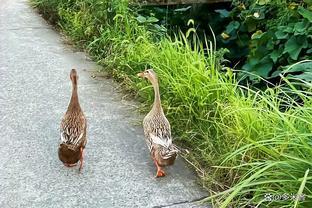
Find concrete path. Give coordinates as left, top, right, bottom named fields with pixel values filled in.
left=0, top=0, right=208, bottom=207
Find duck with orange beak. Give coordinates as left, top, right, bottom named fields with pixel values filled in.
left=137, top=69, right=178, bottom=177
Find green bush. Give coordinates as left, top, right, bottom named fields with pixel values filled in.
left=31, top=0, right=312, bottom=207
left=216, top=0, right=312, bottom=84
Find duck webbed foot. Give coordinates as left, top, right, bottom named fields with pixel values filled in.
left=156, top=169, right=166, bottom=177
left=153, top=159, right=166, bottom=178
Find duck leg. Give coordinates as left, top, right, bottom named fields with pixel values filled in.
left=79, top=147, right=84, bottom=172
left=153, top=159, right=165, bottom=178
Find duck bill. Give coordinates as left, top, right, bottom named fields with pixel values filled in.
left=137, top=72, right=144, bottom=78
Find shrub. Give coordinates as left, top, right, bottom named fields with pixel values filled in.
left=216, top=0, right=312, bottom=84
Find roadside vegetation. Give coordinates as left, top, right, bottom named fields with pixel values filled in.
left=31, top=0, right=312, bottom=207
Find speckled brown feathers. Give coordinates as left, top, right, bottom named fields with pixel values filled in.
left=58, top=69, right=87, bottom=171
left=143, top=110, right=177, bottom=167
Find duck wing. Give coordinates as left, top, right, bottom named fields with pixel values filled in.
left=149, top=132, right=172, bottom=148
left=60, top=114, right=86, bottom=148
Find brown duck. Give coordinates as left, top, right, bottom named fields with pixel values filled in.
left=58, top=69, right=87, bottom=172
left=137, top=69, right=178, bottom=177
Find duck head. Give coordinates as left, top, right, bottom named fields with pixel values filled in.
left=70, top=69, right=78, bottom=85
left=137, top=69, right=158, bottom=84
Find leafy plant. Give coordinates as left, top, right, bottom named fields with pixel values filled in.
left=216, top=0, right=312, bottom=83
left=135, top=14, right=167, bottom=38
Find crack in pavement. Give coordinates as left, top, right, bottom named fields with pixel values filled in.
left=152, top=196, right=209, bottom=208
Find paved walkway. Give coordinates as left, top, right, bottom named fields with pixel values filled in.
left=0, top=0, right=207, bottom=207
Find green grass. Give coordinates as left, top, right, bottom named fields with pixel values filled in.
left=30, top=0, right=312, bottom=207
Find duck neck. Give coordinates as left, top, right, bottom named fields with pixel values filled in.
left=152, top=79, right=162, bottom=112
left=68, top=79, right=81, bottom=112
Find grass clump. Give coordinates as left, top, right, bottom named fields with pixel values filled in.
left=30, top=0, right=312, bottom=207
